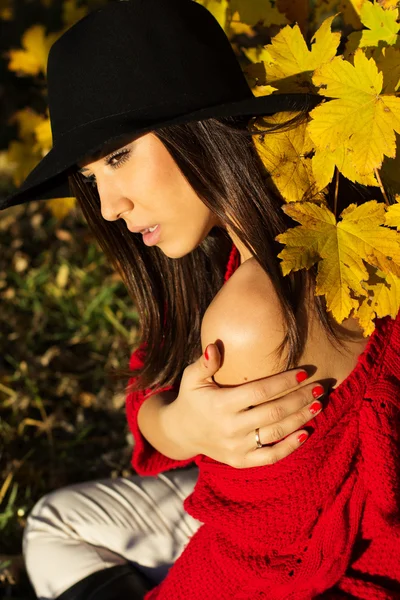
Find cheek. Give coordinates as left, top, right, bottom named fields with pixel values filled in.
left=120, top=150, right=163, bottom=199
left=138, top=145, right=177, bottom=193
left=158, top=203, right=219, bottom=259
left=128, top=167, right=178, bottom=211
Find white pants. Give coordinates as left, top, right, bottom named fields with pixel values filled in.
left=23, top=466, right=200, bottom=599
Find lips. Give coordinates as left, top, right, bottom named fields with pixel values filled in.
left=127, top=223, right=158, bottom=234
left=140, top=225, right=158, bottom=234
left=142, top=224, right=161, bottom=247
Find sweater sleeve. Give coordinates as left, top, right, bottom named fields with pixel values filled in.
left=125, top=344, right=197, bottom=476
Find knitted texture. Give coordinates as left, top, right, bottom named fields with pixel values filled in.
left=126, top=245, right=400, bottom=598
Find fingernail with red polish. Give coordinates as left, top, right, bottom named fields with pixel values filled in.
left=204, top=346, right=210, bottom=360
left=312, top=385, right=324, bottom=399
left=296, top=370, right=308, bottom=383
left=309, top=401, right=322, bottom=415
left=298, top=433, right=308, bottom=444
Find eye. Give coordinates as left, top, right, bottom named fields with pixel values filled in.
left=106, top=148, right=131, bottom=169
left=79, top=147, right=131, bottom=187
left=82, top=173, right=97, bottom=187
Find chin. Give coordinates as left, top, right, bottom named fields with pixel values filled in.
left=158, top=237, right=204, bottom=259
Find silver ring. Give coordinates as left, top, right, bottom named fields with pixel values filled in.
left=255, top=428, right=263, bottom=449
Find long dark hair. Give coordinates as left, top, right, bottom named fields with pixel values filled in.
left=68, top=113, right=371, bottom=393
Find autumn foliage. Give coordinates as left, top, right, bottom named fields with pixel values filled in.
left=2, top=0, right=400, bottom=334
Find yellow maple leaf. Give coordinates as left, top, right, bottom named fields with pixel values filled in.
left=8, top=25, right=60, bottom=77
left=6, top=141, right=42, bottom=187
left=276, top=200, right=400, bottom=322
left=250, top=14, right=341, bottom=93
left=195, top=0, right=229, bottom=32
left=243, top=46, right=271, bottom=66
left=46, top=197, right=77, bottom=220
left=311, top=148, right=339, bottom=190
left=342, top=0, right=399, bottom=58
left=230, top=0, right=288, bottom=27
left=251, top=84, right=279, bottom=96
left=340, top=201, right=400, bottom=276
left=358, top=0, right=400, bottom=47
left=230, top=11, right=256, bottom=37
left=385, top=195, right=400, bottom=229
left=309, top=48, right=400, bottom=177
left=355, top=269, right=400, bottom=335
left=312, top=146, right=379, bottom=189
left=252, top=112, right=323, bottom=202
left=6, top=109, right=53, bottom=186
left=9, top=109, right=45, bottom=141
left=34, top=118, right=53, bottom=156
left=0, top=150, right=17, bottom=180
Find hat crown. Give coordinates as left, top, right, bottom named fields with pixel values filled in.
left=4, top=0, right=317, bottom=210
left=47, top=0, right=252, bottom=144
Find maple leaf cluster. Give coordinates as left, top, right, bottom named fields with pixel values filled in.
left=199, top=0, right=400, bottom=334
left=2, top=0, right=400, bottom=333
left=276, top=199, right=400, bottom=334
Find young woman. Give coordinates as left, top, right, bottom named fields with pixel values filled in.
left=2, top=1, right=399, bottom=599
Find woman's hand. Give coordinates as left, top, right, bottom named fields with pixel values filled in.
left=163, top=343, right=324, bottom=469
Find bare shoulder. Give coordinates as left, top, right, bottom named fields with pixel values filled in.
left=201, top=258, right=287, bottom=386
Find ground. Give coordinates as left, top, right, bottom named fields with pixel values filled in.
left=0, top=199, right=140, bottom=598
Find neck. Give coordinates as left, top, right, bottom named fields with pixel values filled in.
left=226, top=228, right=253, bottom=264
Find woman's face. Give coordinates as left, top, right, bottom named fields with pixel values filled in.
left=78, top=132, right=223, bottom=258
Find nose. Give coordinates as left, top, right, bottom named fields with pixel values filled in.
left=96, top=176, right=133, bottom=222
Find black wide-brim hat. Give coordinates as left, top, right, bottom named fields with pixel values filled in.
left=1, top=0, right=322, bottom=211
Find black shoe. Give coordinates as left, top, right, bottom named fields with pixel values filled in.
left=55, top=564, right=153, bottom=600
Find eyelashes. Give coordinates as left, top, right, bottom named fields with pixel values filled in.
left=81, top=148, right=131, bottom=187
left=82, top=174, right=97, bottom=187
left=106, top=148, right=131, bottom=168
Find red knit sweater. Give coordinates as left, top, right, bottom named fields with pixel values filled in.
left=125, top=245, right=400, bottom=599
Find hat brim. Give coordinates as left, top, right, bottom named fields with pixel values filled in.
left=1, top=93, right=323, bottom=211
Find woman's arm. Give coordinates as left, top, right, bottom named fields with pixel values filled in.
left=132, top=351, right=323, bottom=474
left=126, top=346, right=196, bottom=476
left=137, top=390, right=194, bottom=461
left=199, top=258, right=325, bottom=466
left=130, top=260, right=325, bottom=474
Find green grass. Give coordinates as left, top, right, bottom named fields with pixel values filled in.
left=0, top=199, right=140, bottom=595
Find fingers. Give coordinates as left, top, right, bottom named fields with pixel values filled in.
left=241, top=429, right=310, bottom=469
left=249, top=396, right=322, bottom=447
left=240, top=381, right=324, bottom=431
left=187, top=343, right=221, bottom=383
left=231, top=384, right=324, bottom=469
left=233, top=368, right=311, bottom=411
